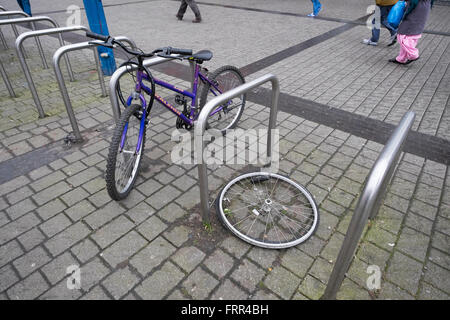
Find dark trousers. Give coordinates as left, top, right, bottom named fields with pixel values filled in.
left=370, top=5, right=397, bottom=42
left=177, top=0, right=201, bottom=18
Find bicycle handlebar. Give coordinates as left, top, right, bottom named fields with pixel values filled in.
left=166, top=47, right=193, bottom=55
left=85, top=31, right=193, bottom=59
left=86, top=31, right=110, bottom=42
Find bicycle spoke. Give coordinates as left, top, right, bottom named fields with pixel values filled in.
left=272, top=206, right=310, bottom=235
left=273, top=208, right=313, bottom=235
left=223, top=202, right=257, bottom=214
left=272, top=203, right=315, bottom=222
left=226, top=188, right=259, bottom=205
left=236, top=180, right=264, bottom=206
left=268, top=176, right=280, bottom=200
left=117, top=154, right=135, bottom=189
left=245, top=214, right=259, bottom=237
left=232, top=211, right=257, bottom=228
left=268, top=210, right=284, bottom=244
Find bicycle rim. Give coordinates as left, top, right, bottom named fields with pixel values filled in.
left=217, top=172, right=319, bottom=249
left=203, top=67, right=245, bottom=132
left=107, top=104, right=144, bottom=199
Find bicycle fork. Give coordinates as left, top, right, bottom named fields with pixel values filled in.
left=120, top=94, right=147, bottom=155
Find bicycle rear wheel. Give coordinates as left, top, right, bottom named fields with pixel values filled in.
left=216, top=172, right=319, bottom=249
left=199, top=65, right=246, bottom=134
left=106, top=104, right=146, bottom=200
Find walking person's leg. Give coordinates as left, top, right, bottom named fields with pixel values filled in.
left=363, top=6, right=380, bottom=45
left=308, top=0, right=322, bottom=17
left=185, top=0, right=202, bottom=22
left=390, top=34, right=421, bottom=64
left=402, top=34, right=421, bottom=63
left=395, top=35, right=409, bottom=63
left=176, top=0, right=188, bottom=20
left=380, top=5, right=397, bottom=46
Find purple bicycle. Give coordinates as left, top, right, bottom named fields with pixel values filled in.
left=86, top=32, right=246, bottom=200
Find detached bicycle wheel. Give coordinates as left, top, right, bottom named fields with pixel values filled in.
left=106, top=104, right=146, bottom=200
left=199, top=65, right=246, bottom=134
left=216, top=172, right=319, bottom=249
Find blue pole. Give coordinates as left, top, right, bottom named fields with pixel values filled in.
left=83, top=0, right=116, bottom=75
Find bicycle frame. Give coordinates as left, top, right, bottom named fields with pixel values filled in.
left=120, top=62, right=224, bottom=154
left=125, top=63, right=224, bottom=127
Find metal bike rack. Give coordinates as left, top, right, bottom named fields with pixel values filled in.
left=0, top=11, right=21, bottom=50
left=195, top=73, right=280, bottom=223
left=0, top=26, right=6, bottom=49
left=0, top=13, right=48, bottom=98
left=53, top=36, right=137, bottom=143
left=0, top=7, right=11, bottom=95
left=0, top=8, right=21, bottom=49
left=15, top=24, right=88, bottom=118
left=108, top=55, right=186, bottom=122
left=0, top=12, right=46, bottom=64
left=321, top=111, right=416, bottom=300
left=0, top=60, right=15, bottom=97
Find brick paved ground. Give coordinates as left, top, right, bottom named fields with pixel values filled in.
left=0, top=0, right=449, bottom=300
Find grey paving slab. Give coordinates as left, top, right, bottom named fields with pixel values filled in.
left=40, top=252, right=79, bottom=286
left=101, top=231, right=148, bottom=268
left=102, top=266, right=140, bottom=299
left=135, top=261, right=185, bottom=299
left=171, top=246, right=206, bottom=273
left=7, top=271, right=50, bottom=300
left=181, top=267, right=219, bottom=300
left=130, top=236, right=176, bottom=276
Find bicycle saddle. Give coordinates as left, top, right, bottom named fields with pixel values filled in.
left=191, top=50, right=213, bottom=63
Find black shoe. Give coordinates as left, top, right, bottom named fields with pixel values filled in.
left=176, top=14, right=183, bottom=20
left=389, top=58, right=406, bottom=65
left=192, top=17, right=202, bottom=23
left=387, top=34, right=397, bottom=46
left=405, top=57, right=420, bottom=64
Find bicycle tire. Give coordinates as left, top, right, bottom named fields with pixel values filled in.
left=106, top=104, right=146, bottom=200
left=216, top=172, right=319, bottom=249
left=199, top=65, right=246, bottom=134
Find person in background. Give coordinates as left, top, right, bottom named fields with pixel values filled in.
left=308, top=0, right=322, bottom=17
left=17, top=0, right=32, bottom=16
left=176, top=0, right=202, bottom=23
left=363, top=0, right=398, bottom=46
left=389, top=0, right=434, bottom=64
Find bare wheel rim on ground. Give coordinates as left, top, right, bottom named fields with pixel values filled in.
left=216, top=172, right=319, bottom=249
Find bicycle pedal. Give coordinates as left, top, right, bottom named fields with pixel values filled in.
left=176, top=117, right=183, bottom=129
left=175, top=117, right=193, bottom=131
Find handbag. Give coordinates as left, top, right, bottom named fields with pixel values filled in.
left=387, top=0, right=407, bottom=28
